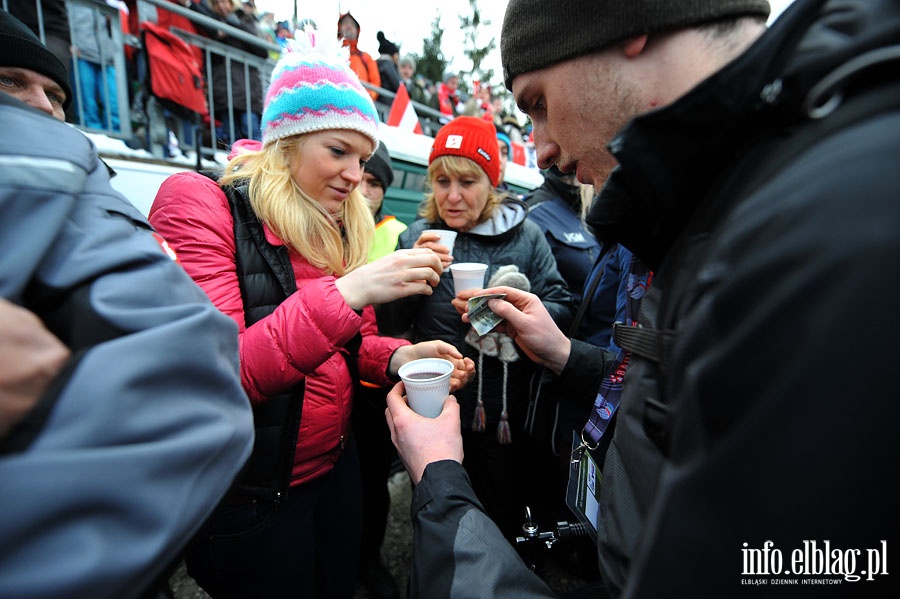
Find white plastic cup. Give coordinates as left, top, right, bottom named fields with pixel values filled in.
left=423, top=229, right=457, bottom=255
left=398, top=358, right=454, bottom=418
left=449, top=262, right=488, bottom=293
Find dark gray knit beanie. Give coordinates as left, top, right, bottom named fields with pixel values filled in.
left=501, top=0, right=771, bottom=90
left=365, top=141, right=394, bottom=189
left=0, top=9, right=72, bottom=109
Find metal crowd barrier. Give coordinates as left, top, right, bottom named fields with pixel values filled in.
left=4, top=0, right=449, bottom=161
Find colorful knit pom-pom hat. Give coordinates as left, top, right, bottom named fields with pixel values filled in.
left=261, top=27, right=379, bottom=152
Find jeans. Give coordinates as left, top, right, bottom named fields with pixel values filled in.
left=76, top=58, right=119, bottom=132
left=216, top=110, right=261, bottom=145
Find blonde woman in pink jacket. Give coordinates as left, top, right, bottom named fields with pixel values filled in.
left=150, top=31, right=473, bottom=598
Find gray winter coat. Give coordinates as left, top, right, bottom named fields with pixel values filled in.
left=0, top=94, right=254, bottom=598
left=378, top=197, right=575, bottom=429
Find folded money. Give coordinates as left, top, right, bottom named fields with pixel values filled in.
left=467, top=293, right=507, bottom=336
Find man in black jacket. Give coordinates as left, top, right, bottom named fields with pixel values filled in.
left=384, top=0, right=900, bottom=596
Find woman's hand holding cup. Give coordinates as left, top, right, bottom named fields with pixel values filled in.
left=415, top=229, right=457, bottom=268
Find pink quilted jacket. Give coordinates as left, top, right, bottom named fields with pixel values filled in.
left=150, top=172, right=408, bottom=484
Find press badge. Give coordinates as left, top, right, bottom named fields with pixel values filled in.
left=566, top=432, right=600, bottom=544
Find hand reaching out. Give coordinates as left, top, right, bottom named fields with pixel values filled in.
left=462, top=286, right=572, bottom=374
left=450, top=287, right=485, bottom=316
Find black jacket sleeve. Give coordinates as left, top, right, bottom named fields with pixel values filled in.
left=409, top=460, right=558, bottom=598
left=553, top=339, right=617, bottom=412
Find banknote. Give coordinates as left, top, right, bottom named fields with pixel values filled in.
left=467, top=293, right=507, bottom=336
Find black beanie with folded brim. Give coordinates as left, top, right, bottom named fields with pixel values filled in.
left=365, top=141, right=394, bottom=189
left=377, top=31, right=400, bottom=56
left=501, top=0, right=771, bottom=90
left=0, top=9, right=72, bottom=109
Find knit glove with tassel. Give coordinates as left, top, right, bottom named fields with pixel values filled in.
left=465, top=265, right=530, bottom=444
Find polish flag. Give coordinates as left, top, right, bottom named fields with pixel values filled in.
left=387, top=84, right=423, bottom=134
left=510, top=141, right=527, bottom=166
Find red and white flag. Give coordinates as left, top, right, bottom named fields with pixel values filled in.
left=387, top=84, right=423, bottom=134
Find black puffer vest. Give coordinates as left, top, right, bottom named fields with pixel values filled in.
left=223, top=182, right=304, bottom=506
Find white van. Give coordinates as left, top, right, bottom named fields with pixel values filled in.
left=97, top=124, right=544, bottom=221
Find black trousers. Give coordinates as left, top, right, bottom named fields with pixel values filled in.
left=351, top=384, right=398, bottom=570
left=186, top=437, right=363, bottom=599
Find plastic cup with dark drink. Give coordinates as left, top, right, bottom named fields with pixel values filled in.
left=398, top=358, right=454, bottom=418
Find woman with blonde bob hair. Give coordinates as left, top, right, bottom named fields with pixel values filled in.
left=418, top=154, right=506, bottom=228
left=379, top=116, right=574, bottom=541
left=150, top=32, right=473, bottom=599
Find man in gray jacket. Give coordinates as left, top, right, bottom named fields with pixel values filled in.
left=0, top=92, right=255, bottom=597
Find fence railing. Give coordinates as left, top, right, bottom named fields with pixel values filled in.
left=4, top=0, right=450, bottom=164
left=3, top=0, right=133, bottom=138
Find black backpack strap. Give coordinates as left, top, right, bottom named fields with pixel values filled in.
left=612, top=323, right=675, bottom=454
left=612, top=323, right=673, bottom=366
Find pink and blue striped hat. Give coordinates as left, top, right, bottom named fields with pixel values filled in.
left=261, top=29, right=379, bottom=152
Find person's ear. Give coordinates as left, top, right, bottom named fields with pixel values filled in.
left=623, top=35, right=649, bottom=58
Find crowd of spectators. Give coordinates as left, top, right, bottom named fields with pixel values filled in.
left=6, top=2, right=898, bottom=599
left=8, top=0, right=528, bottom=159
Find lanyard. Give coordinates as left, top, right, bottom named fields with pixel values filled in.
left=573, top=256, right=651, bottom=461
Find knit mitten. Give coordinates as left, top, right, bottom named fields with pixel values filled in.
left=487, top=264, right=531, bottom=292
